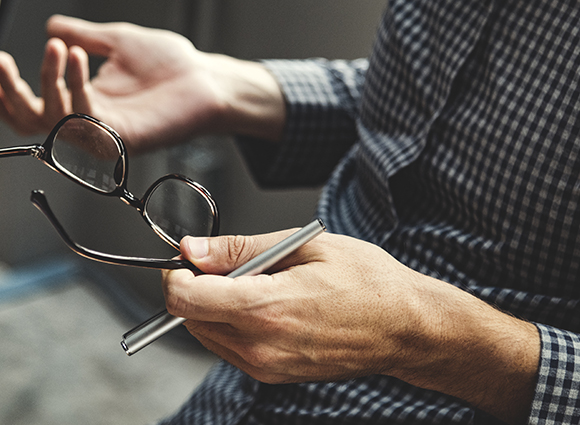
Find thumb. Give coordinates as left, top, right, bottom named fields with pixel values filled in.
left=180, top=228, right=300, bottom=275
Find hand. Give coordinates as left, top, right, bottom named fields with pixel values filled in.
left=164, top=229, right=423, bottom=383
left=162, top=229, right=540, bottom=425
left=0, top=15, right=285, bottom=153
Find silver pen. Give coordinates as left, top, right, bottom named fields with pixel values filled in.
left=121, top=218, right=326, bottom=355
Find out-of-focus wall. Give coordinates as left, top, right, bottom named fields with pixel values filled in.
left=212, top=0, right=385, bottom=60
left=0, top=0, right=386, bottom=308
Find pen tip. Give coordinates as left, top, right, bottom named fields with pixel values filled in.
left=121, top=340, right=131, bottom=355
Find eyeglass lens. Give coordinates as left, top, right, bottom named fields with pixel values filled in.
left=52, top=118, right=122, bottom=194
left=145, top=178, right=217, bottom=247
left=52, top=115, right=218, bottom=247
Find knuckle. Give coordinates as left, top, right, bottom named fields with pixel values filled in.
left=108, top=21, right=136, bottom=35
left=240, top=345, right=277, bottom=371
left=225, top=235, right=255, bottom=267
left=0, top=51, right=16, bottom=69
left=164, top=292, right=184, bottom=317
left=163, top=275, right=189, bottom=317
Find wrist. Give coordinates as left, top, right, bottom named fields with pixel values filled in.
left=387, top=273, right=540, bottom=424
left=206, top=54, right=286, bottom=142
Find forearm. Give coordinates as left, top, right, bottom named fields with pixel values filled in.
left=389, top=271, right=540, bottom=425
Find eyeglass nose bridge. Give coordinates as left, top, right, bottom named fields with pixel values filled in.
left=118, top=188, right=144, bottom=211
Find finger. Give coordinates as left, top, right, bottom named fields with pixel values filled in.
left=46, top=15, right=118, bottom=57
left=179, top=227, right=302, bottom=275
left=0, top=51, right=43, bottom=132
left=40, top=38, right=71, bottom=125
left=185, top=320, right=276, bottom=361
left=67, top=45, right=93, bottom=115
left=189, top=325, right=306, bottom=384
left=163, top=269, right=274, bottom=321
left=199, top=336, right=292, bottom=384
left=0, top=87, right=12, bottom=120
left=162, top=269, right=225, bottom=319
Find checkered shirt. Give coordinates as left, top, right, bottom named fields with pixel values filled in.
left=160, top=0, right=580, bottom=424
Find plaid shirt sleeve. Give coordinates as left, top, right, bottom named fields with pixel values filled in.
left=530, top=325, right=580, bottom=425
left=237, top=58, right=367, bottom=188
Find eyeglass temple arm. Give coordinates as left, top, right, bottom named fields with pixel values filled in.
left=0, top=145, right=42, bottom=158
left=30, top=190, right=200, bottom=273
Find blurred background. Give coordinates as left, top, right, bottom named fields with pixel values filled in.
left=0, top=0, right=385, bottom=423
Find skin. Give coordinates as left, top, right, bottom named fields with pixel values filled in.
left=0, top=15, right=285, bottom=151
left=164, top=231, right=539, bottom=425
left=0, top=16, right=540, bottom=424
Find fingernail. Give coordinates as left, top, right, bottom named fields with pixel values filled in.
left=182, top=237, right=209, bottom=259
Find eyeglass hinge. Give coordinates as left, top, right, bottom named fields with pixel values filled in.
left=31, top=145, right=45, bottom=159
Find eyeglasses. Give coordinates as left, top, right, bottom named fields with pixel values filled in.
left=1, top=113, right=219, bottom=270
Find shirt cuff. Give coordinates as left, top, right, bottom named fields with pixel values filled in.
left=529, top=323, right=580, bottom=424
left=236, top=59, right=360, bottom=188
